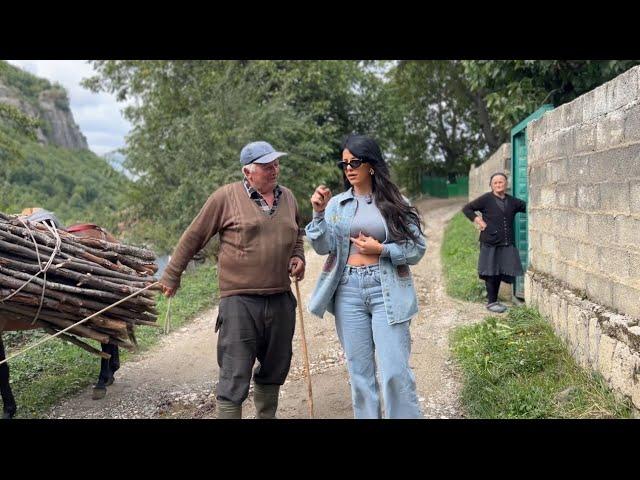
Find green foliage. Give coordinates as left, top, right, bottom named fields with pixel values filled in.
left=82, top=60, right=394, bottom=253
left=441, top=212, right=485, bottom=302
left=4, top=261, right=218, bottom=418
left=461, top=60, right=640, bottom=137
left=0, top=131, right=129, bottom=233
left=0, top=60, right=52, bottom=105
left=451, top=306, right=633, bottom=418
left=387, top=61, right=491, bottom=194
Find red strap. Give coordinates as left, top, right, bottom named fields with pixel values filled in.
left=66, top=223, right=98, bottom=233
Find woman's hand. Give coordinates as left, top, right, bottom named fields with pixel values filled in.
left=474, top=216, right=487, bottom=231
left=350, top=232, right=384, bottom=255
left=310, top=185, right=332, bottom=213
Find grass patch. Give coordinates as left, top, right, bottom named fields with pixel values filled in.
left=441, top=211, right=485, bottom=302
left=4, top=261, right=218, bottom=418
left=451, top=306, right=634, bottom=418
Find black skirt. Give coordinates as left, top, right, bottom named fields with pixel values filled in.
left=478, top=242, right=524, bottom=284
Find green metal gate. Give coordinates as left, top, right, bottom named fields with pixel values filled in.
left=421, top=175, right=469, bottom=198
left=510, top=104, right=554, bottom=299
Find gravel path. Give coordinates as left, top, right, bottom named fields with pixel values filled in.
left=47, top=197, right=488, bottom=419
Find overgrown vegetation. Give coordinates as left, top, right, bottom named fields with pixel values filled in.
left=3, top=261, right=218, bottom=418
left=441, top=211, right=485, bottom=302
left=451, top=306, right=634, bottom=419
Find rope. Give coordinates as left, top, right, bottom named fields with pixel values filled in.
left=0, top=281, right=160, bottom=367
left=0, top=219, right=62, bottom=320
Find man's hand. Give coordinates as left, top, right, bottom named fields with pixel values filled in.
left=160, top=282, right=177, bottom=298
left=289, top=256, right=305, bottom=281
left=350, top=232, right=384, bottom=255
left=474, top=216, right=487, bottom=231
left=310, top=185, right=332, bottom=213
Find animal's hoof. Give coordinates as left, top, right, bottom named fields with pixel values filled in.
left=105, top=376, right=115, bottom=387
left=92, top=386, right=107, bottom=400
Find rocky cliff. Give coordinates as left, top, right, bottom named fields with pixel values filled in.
left=0, top=62, right=88, bottom=150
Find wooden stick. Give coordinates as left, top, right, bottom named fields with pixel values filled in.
left=294, top=278, right=314, bottom=419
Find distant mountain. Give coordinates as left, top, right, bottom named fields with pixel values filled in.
left=0, top=61, right=130, bottom=232
left=103, top=150, right=138, bottom=181
left=0, top=61, right=88, bottom=150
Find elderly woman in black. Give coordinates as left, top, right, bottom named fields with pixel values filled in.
left=462, top=172, right=526, bottom=313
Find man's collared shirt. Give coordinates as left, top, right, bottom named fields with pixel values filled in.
left=243, top=177, right=282, bottom=216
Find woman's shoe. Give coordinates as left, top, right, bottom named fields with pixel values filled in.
left=486, top=302, right=507, bottom=313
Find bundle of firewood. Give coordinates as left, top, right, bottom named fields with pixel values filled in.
left=0, top=211, right=161, bottom=357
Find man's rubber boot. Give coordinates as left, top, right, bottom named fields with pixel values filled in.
left=216, top=399, right=242, bottom=419
left=254, top=383, right=280, bottom=419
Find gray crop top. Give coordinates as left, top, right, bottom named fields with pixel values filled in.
left=349, top=194, right=387, bottom=255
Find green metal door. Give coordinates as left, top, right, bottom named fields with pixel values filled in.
left=510, top=104, right=554, bottom=299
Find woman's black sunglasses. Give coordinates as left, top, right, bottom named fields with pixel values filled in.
left=336, top=158, right=364, bottom=170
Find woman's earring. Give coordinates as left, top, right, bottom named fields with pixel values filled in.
left=369, top=168, right=374, bottom=175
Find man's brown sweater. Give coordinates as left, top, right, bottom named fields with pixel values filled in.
left=160, top=182, right=305, bottom=297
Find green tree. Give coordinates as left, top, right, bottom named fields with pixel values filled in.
left=461, top=60, right=640, bottom=140
left=82, top=60, right=389, bottom=252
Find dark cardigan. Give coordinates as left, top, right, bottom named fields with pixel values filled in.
left=462, top=192, right=527, bottom=246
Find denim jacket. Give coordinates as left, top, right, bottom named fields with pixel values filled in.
left=305, top=188, right=427, bottom=325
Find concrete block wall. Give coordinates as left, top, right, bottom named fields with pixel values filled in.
left=526, top=66, right=640, bottom=409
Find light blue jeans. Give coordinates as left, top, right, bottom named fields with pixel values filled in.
left=334, top=264, right=422, bottom=419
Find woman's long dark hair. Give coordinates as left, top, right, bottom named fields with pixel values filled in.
left=341, top=134, right=424, bottom=242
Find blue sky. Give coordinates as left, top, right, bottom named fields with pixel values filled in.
left=7, top=60, right=131, bottom=156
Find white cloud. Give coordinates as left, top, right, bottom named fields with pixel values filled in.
left=5, top=60, right=131, bottom=156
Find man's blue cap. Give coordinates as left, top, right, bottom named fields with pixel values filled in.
left=240, top=141, right=287, bottom=166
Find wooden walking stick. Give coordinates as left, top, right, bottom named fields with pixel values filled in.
left=294, top=278, right=314, bottom=418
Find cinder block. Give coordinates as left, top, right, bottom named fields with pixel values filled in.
left=529, top=164, right=547, bottom=188
left=588, top=316, right=602, bottom=368
left=565, top=211, right=589, bottom=238
left=582, top=89, right=599, bottom=123
left=556, top=183, right=577, bottom=208
left=599, top=181, right=630, bottom=213
left=609, top=342, right=638, bottom=397
left=565, top=264, right=587, bottom=293
left=599, top=247, right=630, bottom=280
left=550, top=258, right=568, bottom=282
left=630, top=181, right=640, bottom=214
left=541, top=233, right=557, bottom=254
left=574, top=124, right=597, bottom=153
left=566, top=156, right=590, bottom=181
left=606, top=67, right=640, bottom=112
left=597, top=334, right=617, bottom=382
left=541, top=186, right=556, bottom=206
left=594, top=82, right=610, bottom=118
left=577, top=184, right=600, bottom=210
left=551, top=210, right=568, bottom=234
left=585, top=273, right=614, bottom=308
left=629, top=252, right=640, bottom=281
left=588, top=214, right=617, bottom=245
left=577, top=241, right=600, bottom=271
left=547, top=158, right=568, bottom=183
left=612, top=283, right=640, bottom=319
left=558, top=128, right=575, bottom=158
left=558, top=237, right=578, bottom=262
left=550, top=293, right=561, bottom=336
left=615, top=215, right=640, bottom=248
left=566, top=303, right=580, bottom=357
left=562, top=97, right=584, bottom=126
left=611, top=143, right=640, bottom=178
left=596, top=110, right=626, bottom=150
left=623, top=102, right=640, bottom=144
left=577, top=309, right=590, bottom=368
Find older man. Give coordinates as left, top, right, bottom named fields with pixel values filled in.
left=160, top=141, right=305, bottom=419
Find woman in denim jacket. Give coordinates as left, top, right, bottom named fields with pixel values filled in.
left=305, top=135, right=426, bottom=419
